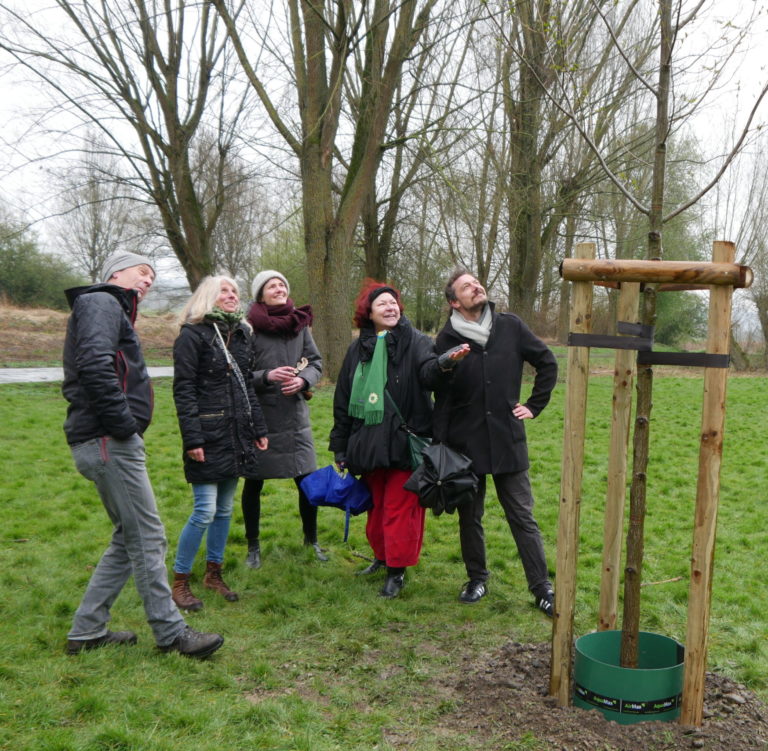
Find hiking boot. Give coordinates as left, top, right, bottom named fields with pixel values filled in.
left=535, top=588, right=554, bottom=618
left=459, top=579, right=487, bottom=604
left=172, top=572, right=203, bottom=612
left=356, top=558, right=385, bottom=576
left=66, top=630, right=137, bottom=655
left=245, top=542, right=261, bottom=570
left=159, top=626, right=224, bottom=659
left=304, top=539, right=329, bottom=562
left=203, top=561, right=239, bottom=602
left=380, top=572, right=405, bottom=599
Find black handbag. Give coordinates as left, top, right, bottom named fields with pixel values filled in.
left=385, top=390, right=431, bottom=469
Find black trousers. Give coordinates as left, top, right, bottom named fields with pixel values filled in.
left=241, top=475, right=318, bottom=544
left=457, top=470, right=551, bottom=595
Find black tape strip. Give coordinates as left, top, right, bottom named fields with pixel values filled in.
left=574, top=683, right=682, bottom=715
left=617, top=321, right=654, bottom=338
left=637, top=352, right=730, bottom=368
left=567, top=333, right=652, bottom=351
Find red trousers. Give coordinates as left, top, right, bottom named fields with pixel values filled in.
left=363, top=468, right=426, bottom=568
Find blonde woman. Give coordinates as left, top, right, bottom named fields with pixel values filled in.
left=170, top=276, right=268, bottom=611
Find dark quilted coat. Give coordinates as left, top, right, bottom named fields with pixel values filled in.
left=173, top=320, right=268, bottom=484
left=62, top=283, right=152, bottom=444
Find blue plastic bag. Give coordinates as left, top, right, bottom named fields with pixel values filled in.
left=300, top=465, right=372, bottom=541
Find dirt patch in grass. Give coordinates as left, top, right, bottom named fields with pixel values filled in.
left=436, top=640, right=768, bottom=751
left=0, top=304, right=178, bottom=365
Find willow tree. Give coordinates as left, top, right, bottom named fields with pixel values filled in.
left=0, top=0, right=251, bottom=289
left=213, top=0, right=440, bottom=378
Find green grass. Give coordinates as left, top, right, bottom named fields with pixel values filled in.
left=0, top=376, right=766, bottom=750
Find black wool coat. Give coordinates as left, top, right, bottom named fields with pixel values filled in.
left=433, top=304, right=558, bottom=476
left=329, top=316, right=443, bottom=475
left=173, top=320, right=268, bottom=484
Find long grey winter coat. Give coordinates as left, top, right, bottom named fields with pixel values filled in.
left=251, top=326, right=322, bottom=478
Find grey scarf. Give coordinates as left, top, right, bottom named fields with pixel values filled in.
left=450, top=304, right=492, bottom=347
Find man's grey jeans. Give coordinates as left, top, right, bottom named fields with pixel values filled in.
left=67, top=434, right=186, bottom=647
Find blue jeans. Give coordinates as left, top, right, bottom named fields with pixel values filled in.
left=174, top=478, right=239, bottom=573
left=68, top=435, right=187, bottom=647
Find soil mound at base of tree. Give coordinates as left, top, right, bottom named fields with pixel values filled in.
left=438, top=640, right=768, bottom=751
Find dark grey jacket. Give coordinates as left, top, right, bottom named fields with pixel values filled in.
left=251, top=326, right=323, bottom=478
left=433, top=304, right=558, bottom=475
left=62, top=283, right=152, bottom=444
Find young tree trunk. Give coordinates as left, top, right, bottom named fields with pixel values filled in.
left=620, top=0, right=672, bottom=669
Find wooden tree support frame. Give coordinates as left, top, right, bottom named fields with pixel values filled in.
left=549, top=241, right=747, bottom=728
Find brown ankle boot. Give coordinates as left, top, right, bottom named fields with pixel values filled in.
left=172, top=572, right=203, bottom=612
left=203, top=561, right=239, bottom=602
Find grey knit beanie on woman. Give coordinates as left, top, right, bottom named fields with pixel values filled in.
left=251, top=270, right=290, bottom=301
left=101, top=251, right=156, bottom=283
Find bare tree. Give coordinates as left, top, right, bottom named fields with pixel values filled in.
left=0, top=0, right=253, bottom=290
left=52, top=137, right=152, bottom=282
left=213, top=0, right=441, bottom=378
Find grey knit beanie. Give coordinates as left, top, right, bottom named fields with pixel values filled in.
left=101, top=251, right=155, bottom=283
left=251, top=270, right=290, bottom=301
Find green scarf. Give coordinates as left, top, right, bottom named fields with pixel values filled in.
left=205, top=307, right=244, bottom=328
left=348, top=331, right=388, bottom=425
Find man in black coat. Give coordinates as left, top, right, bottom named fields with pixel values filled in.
left=62, top=251, right=224, bottom=658
left=433, top=270, right=558, bottom=615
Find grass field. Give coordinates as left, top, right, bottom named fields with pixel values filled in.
left=0, top=375, right=765, bottom=750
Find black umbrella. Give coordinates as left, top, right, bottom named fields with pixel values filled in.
left=404, top=443, right=478, bottom=516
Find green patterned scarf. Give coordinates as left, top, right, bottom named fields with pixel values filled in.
left=348, top=331, right=389, bottom=425
left=205, top=307, right=244, bottom=328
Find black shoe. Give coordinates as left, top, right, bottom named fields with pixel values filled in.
left=66, top=629, right=138, bottom=655
left=245, top=543, right=261, bottom=570
left=356, top=558, right=385, bottom=576
left=379, top=573, right=405, bottom=599
left=459, top=579, right=487, bottom=604
left=159, top=626, right=224, bottom=659
left=304, top=539, right=329, bottom=562
left=535, top=588, right=554, bottom=618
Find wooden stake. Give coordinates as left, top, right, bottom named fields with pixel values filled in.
left=550, top=242, right=594, bottom=705
left=598, top=282, right=640, bottom=631
left=680, top=241, right=735, bottom=726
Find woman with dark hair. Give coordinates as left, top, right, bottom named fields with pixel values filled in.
left=329, top=279, right=466, bottom=598
left=240, top=270, right=325, bottom=568
left=171, top=276, right=269, bottom=611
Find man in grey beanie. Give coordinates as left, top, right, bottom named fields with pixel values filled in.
left=61, top=251, right=224, bottom=659
left=101, top=251, right=157, bottom=285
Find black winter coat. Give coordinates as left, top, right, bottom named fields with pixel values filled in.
left=433, top=304, right=558, bottom=475
left=329, top=316, right=443, bottom=474
left=173, top=320, right=268, bottom=484
left=62, top=283, right=152, bottom=444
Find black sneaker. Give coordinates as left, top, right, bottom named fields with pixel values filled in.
left=304, top=539, right=329, bottom=562
left=66, top=630, right=138, bottom=655
left=459, top=579, right=487, bottom=604
left=356, top=558, right=385, bottom=576
left=159, top=626, right=224, bottom=659
left=245, top=543, right=261, bottom=569
left=535, top=589, right=554, bottom=618
left=379, top=573, right=405, bottom=599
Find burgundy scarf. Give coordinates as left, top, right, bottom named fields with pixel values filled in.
left=247, top=299, right=313, bottom=337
